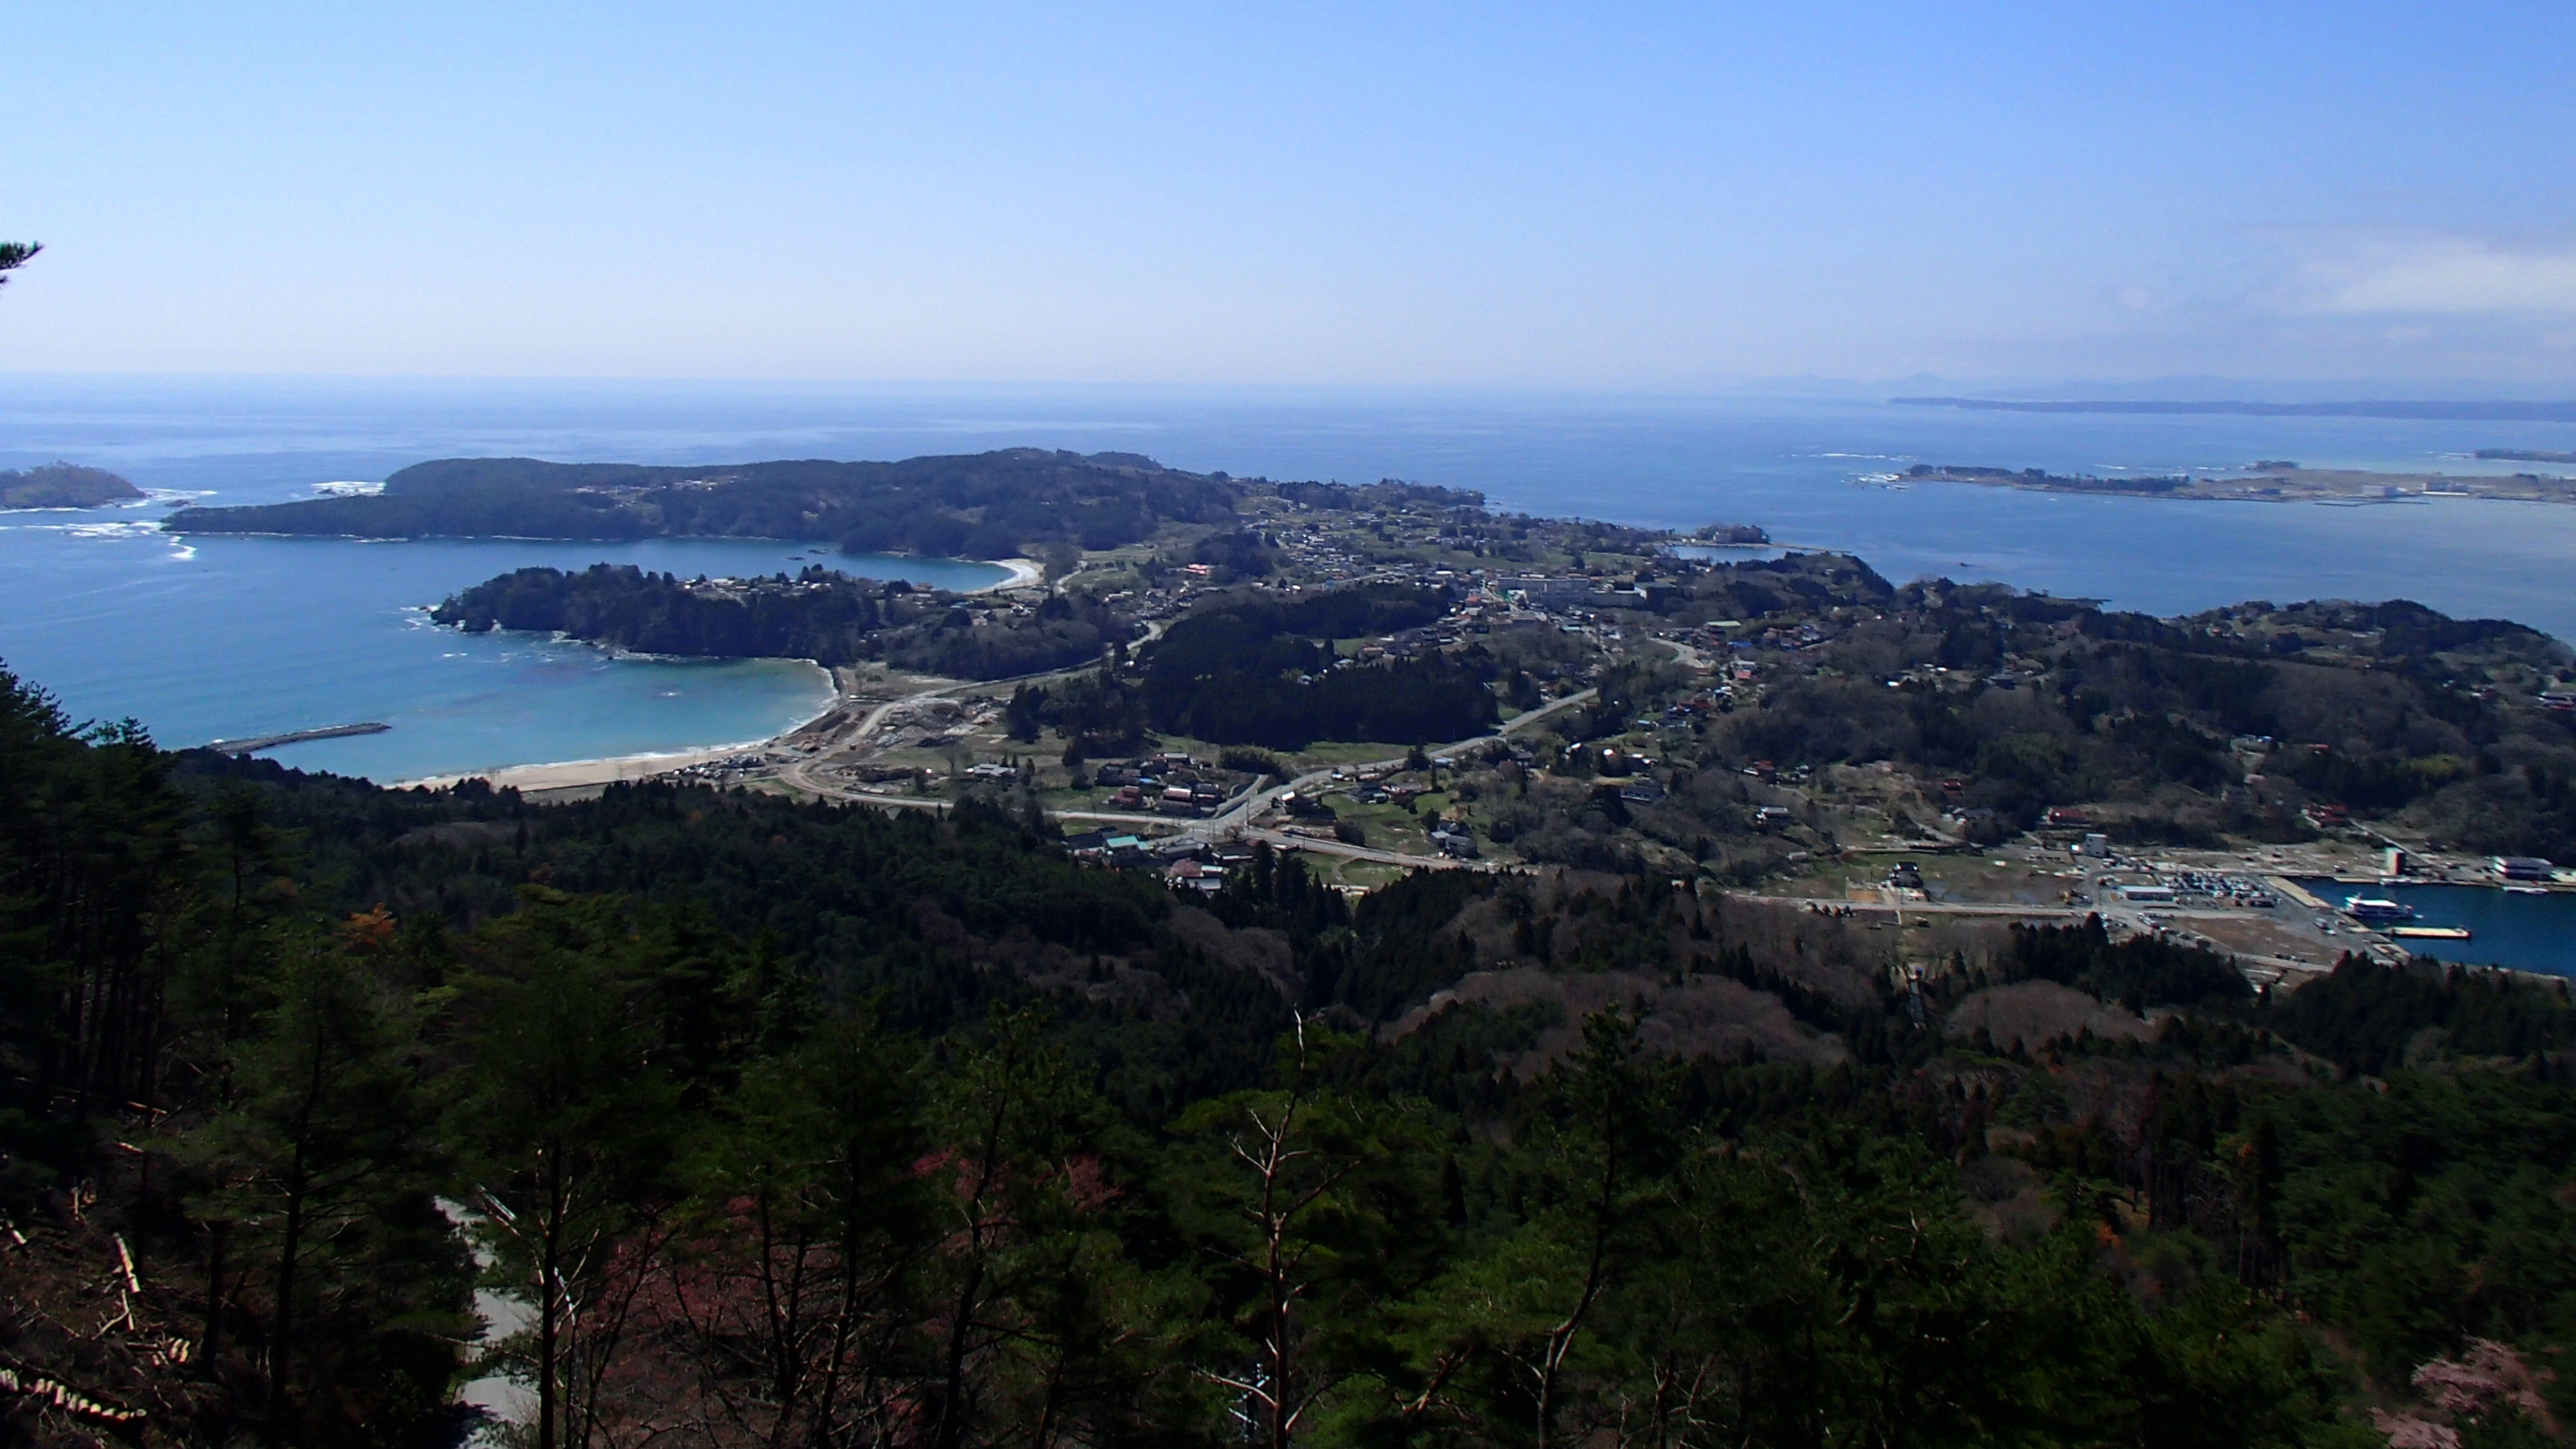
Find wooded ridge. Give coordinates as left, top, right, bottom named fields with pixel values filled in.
left=2, top=654, right=2573, bottom=1447
left=167, top=449, right=1239, bottom=559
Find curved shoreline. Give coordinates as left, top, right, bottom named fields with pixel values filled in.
left=387, top=654, right=839, bottom=793
left=382, top=551, right=1034, bottom=792
left=395, top=737, right=780, bottom=794
left=388, top=554, right=1032, bottom=791
left=969, top=555, right=1044, bottom=592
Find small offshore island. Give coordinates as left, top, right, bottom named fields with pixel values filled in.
left=0, top=461, right=144, bottom=509
left=1905, top=460, right=2576, bottom=505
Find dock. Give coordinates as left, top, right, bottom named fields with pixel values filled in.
left=2267, top=876, right=2330, bottom=910
left=206, top=722, right=391, bottom=755
left=2391, top=925, right=2473, bottom=941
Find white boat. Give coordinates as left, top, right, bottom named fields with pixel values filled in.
left=2343, top=895, right=2417, bottom=924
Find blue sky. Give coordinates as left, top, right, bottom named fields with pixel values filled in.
left=5, top=2, right=2574, bottom=387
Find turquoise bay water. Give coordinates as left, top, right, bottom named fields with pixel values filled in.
left=0, top=518, right=1002, bottom=781
left=5, top=376, right=2576, bottom=786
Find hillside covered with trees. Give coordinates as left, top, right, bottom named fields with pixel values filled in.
left=1699, top=579, right=2576, bottom=855
left=430, top=564, right=1138, bottom=679
left=168, top=449, right=1240, bottom=559
left=1041, top=584, right=1501, bottom=751
left=4, top=656, right=2574, bottom=1447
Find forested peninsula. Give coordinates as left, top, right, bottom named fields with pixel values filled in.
left=432, top=563, right=1138, bottom=680
left=169, top=448, right=1238, bottom=559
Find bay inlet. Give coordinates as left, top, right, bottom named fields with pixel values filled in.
left=0, top=522, right=1004, bottom=783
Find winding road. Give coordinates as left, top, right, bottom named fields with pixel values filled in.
left=778, top=673, right=1599, bottom=865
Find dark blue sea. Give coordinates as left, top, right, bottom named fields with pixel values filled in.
left=6, top=377, right=2575, bottom=783
left=2297, top=880, right=2576, bottom=981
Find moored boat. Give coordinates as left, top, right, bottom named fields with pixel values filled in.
left=2343, top=894, right=2417, bottom=924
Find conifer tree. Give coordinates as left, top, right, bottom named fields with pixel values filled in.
left=180, top=922, right=468, bottom=1443
left=444, top=891, right=682, bottom=1449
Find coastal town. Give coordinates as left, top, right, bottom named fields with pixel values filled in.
left=419, top=467, right=2576, bottom=989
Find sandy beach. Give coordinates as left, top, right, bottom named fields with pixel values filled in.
left=972, top=556, right=1045, bottom=592
left=395, top=740, right=777, bottom=795
left=395, top=665, right=858, bottom=794
left=394, top=559, right=1038, bottom=795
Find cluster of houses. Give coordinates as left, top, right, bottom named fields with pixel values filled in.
left=1092, top=753, right=1242, bottom=815
left=1059, top=830, right=1259, bottom=892
left=1641, top=687, right=1738, bottom=726
left=1292, top=762, right=1485, bottom=857
left=1487, top=575, right=1676, bottom=613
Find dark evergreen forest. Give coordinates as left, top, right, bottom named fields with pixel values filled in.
left=431, top=564, right=1135, bottom=679
left=5, top=659, right=2574, bottom=1448
left=171, top=450, right=1238, bottom=559
left=1042, top=585, right=1502, bottom=750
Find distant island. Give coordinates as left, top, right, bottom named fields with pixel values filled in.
left=1893, top=396, right=2576, bottom=422
left=0, top=462, right=144, bottom=509
left=2479, top=448, right=2576, bottom=464
left=1906, top=460, right=2576, bottom=505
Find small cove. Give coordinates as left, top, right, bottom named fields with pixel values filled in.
left=0, top=521, right=1004, bottom=782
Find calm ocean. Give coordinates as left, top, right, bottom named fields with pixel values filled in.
left=6, top=377, right=2576, bottom=785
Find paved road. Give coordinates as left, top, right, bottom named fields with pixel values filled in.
left=785, top=674, right=1599, bottom=850
left=1732, top=893, right=2090, bottom=919
left=778, top=620, right=1177, bottom=800
left=1184, top=687, right=1601, bottom=844
left=1724, top=890, right=2329, bottom=982
left=1657, top=636, right=1712, bottom=671
left=1242, top=828, right=1507, bottom=872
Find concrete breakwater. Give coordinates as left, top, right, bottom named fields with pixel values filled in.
left=206, top=721, right=390, bottom=754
